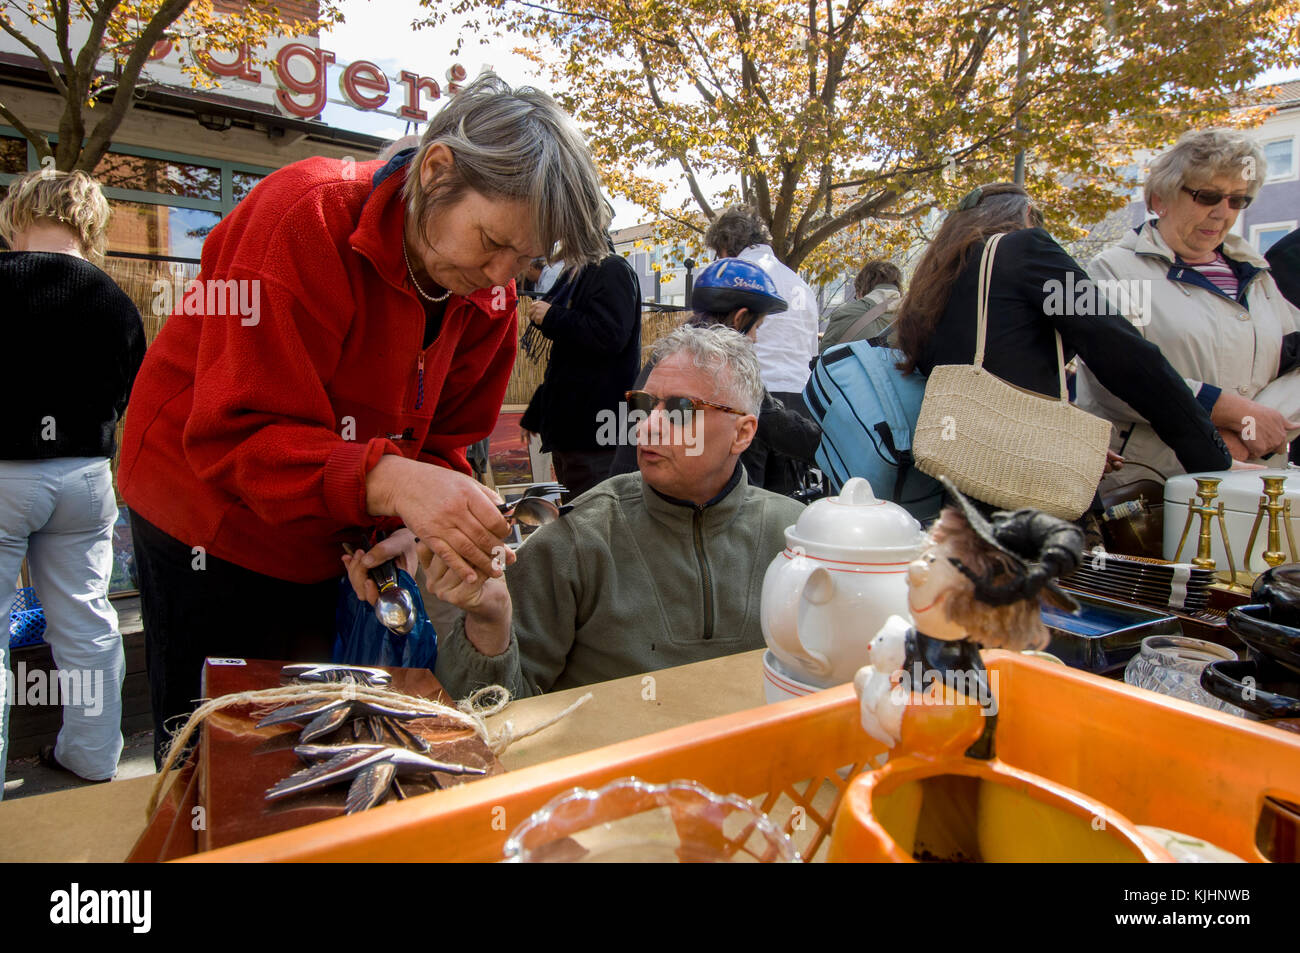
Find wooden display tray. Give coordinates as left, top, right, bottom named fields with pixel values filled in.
left=128, top=659, right=502, bottom=861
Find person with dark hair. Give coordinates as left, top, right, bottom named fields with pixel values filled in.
left=610, top=258, right=820, bottom=490
left=892, top=181, right=1230, bottom=513
left=1266, top=227, right=1300, bottom=309
left=819, top=259, right=904, bottom=353
left=0, top=170, right=145, bottom=790
left=704, top=207, right=819, bottom=412
left=520, top=239, right=641, bottom=499
left=119, top=74, right=613, bottom=760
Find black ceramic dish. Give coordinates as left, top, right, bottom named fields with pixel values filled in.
left=1226, top=604, right=1300, bottom=675
left=1251, top=564, right=1300, bottom=628
left=1200, top=657, right=1300, bottom=719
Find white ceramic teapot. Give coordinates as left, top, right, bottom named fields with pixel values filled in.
left=760, top=478, right=924, bottom=690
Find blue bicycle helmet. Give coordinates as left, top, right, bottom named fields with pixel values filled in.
left=691, top=258, right=788, bottom=316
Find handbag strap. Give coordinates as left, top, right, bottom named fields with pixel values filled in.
left=972, top=231, right=1069, bottom=403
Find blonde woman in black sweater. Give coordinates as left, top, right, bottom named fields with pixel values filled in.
left=0, top=170, right=144, bottom=791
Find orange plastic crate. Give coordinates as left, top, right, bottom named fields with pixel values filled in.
left=189, top=652, right=1300, bottom=862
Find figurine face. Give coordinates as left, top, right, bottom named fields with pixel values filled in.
left=907, top=545, right=969, bottom=642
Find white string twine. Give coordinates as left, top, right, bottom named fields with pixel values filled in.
left=146, top=682, right=592, bottom=817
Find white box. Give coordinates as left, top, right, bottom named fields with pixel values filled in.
left=1164, top=468, right=1300, bottom=573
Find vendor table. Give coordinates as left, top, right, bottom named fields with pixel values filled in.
left=0, top=649, right=768, bottom=862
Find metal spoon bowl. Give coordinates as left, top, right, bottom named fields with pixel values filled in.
left=499, top=496, right=561, bottom=527
left=375, top=585, right=416, bottom=634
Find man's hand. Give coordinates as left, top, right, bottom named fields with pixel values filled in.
left=365, top=456, right=511, bottom=585
left=1104, top=450, right=1124, bottom=473
left=341, top=528, right=419, bottom=604
left=418, top=543, right=513, bottom=656
left=528, top=299, right=550, bottom=325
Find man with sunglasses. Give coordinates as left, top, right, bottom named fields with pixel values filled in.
left=1076, top=128, right=1300, bottom=483
left=609, top=257, right=821, bottom=491
left=427, top=324, right=805, bottom=700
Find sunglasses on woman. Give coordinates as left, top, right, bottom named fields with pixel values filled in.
left=625, top=390, right=747, bottom=425
left=1181, top=186, right=1252, bottom=210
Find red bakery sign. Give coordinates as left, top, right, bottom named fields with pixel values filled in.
left=148, top=40, right=467, bottom=120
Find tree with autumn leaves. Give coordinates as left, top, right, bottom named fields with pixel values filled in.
left=427, top=0, right=1300, bottom=280
left=0, top=0, right=341, bottom=172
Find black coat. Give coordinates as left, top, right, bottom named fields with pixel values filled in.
left=1266, top=227, right=1300, bottom=309
left=521, top=254, right=641, bottom=452
left=916, top=227, right=1229, bottom=474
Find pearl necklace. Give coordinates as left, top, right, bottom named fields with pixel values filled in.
left=402, top=238, right=452, bottom=304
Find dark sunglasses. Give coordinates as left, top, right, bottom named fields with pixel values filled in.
left=1181, top=186, right=1252, bottom=210
left=625, top=390, right=747, bottom=422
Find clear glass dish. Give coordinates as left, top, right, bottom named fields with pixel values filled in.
left=502, top=777, right=800, bottom=863
left=1124, top=635, right=1245, bottom=716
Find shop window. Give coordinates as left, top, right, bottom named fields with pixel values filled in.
left=232, top=170, right=266, bottom=203
left=0, top=135, right=25, bottom=174
left=107, top=200, right=221, bottom=258
left=94, top=151, right=222, bottom=201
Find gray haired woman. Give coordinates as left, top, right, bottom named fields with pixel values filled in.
left=1076, top=128, right=1300, bottom=485
left=118, top=74, right=611, bottom=759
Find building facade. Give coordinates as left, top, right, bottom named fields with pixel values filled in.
left=0, top=2, right=474, bottom=260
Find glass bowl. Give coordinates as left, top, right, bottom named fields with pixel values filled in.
left=1124, top=635, right=1245, bottom=716
left=502, top=777, right=800, bottom=863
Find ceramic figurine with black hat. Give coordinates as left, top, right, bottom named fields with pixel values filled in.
left=827, top=479, right=1238, bottom=862
left=854, top=476, right=1084, bottom=758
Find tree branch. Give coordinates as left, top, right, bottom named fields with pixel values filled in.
left=636, top=42, right=715, bottom=221
left=0, top=9, right=69, bottom=95
left=77, top=0, right=192, bottom=170
left=0, top=97, right=51, bottom=156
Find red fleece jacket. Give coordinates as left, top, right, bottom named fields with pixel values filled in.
left=118, top=155, right=518, bottom=583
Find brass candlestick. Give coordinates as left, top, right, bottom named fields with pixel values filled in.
left=1243, top=475, right=1299, bottom=570
left=1173, top=476, right=1238, bottom=586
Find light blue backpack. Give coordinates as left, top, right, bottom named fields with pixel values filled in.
left=803, top=340, right=942, bottom=521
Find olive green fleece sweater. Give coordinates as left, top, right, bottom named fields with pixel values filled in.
left=434, top=466, right=805, bottom=700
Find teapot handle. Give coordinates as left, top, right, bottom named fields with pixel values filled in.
left=766, top=555, right=835, bottom=679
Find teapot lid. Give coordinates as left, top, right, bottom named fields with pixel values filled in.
left=791, top=478, right=924, bottom=552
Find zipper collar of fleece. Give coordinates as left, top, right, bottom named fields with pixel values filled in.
left=644, top=462, right=748, bottom=530
left=349, top=149, right=517, bottom=320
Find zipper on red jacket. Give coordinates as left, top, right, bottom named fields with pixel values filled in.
left=416, top=352, right=425, bottom=410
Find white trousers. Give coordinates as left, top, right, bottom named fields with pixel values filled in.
left=0, top=457, right=124, bottom=794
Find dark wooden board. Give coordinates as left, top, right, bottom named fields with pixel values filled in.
left=197, top=658, right=503, bottom=852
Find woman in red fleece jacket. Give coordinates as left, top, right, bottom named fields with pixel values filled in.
left=118, top=75, right=610, bottom=759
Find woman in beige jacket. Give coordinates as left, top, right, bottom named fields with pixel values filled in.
left=1076, top=128, right=1300, bottom=487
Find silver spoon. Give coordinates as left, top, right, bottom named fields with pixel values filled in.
left=497, top=496, right=561, bottom=527
left=369, top=555, right=416, bottom=634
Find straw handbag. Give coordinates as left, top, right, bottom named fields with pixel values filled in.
left=912, top=232, right=1111, bottom=520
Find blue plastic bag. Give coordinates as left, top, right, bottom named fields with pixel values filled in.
left=333, top=568, right=438, bottom=673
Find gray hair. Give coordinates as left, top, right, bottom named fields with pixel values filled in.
left=402, top=73, right=610, bottom=267
left=650, top=324, right=764, bottom=416
left=704, top=205, right=771, bottom=258
left=1145, top=128, right=1267, bottom=212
